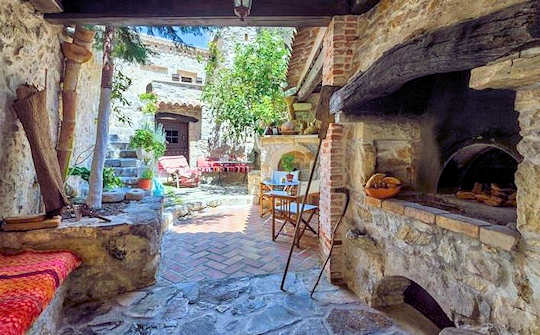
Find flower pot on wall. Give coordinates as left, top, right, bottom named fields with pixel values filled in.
left=138, top=179, right=152, bottom=190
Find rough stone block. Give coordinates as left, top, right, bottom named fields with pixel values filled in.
left=126, top=188, right=145, bottom=201
left=365, top=196, right=382, bottom=208
left=102, top=190, right=125, bottom=203
left=436, top=213, right=490, bottom=239
left=381, top=199, right=407, bottom=215
left=0, top=197, right=164, bottom=303
left=404, top=203, right=449, bottom=225
left=480, top=225, right=520, bottom=251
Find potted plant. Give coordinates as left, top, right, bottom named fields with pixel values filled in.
left=281, top=153, right=295, bottom=182
left=129, top=123, right=166, bottom=165
left=138, top=168, right=153, bottom=190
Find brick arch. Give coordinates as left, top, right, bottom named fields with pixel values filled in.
left=371, top=275, right=455, bottom=329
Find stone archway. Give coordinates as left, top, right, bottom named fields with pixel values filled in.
left=371, top=276, right=455, bottom=330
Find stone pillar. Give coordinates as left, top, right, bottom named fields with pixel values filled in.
left=322, top=16, right=360, bottom=87
left=319, top=123, right=347, bottom=284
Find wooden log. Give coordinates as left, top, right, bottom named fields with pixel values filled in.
left=45, top=0, right=350, bottom=26
left=316, top=85, right=340, bottom=139
left=58, top=26, right=95, bottom=180
left=351, top=0, right=380, bottom=15
left=330, top=1, right=540, bottom=114
left=12, top=85, right=68, bottom=215
left=29, top=0, right=62, bottom=13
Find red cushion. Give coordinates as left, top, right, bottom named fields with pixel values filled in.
left=0, top=250, right=81, bottom=335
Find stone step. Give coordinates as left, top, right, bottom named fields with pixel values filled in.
left=107, top=150, right=137, bottom=159
left=105, top=158, right=139, bottom=168
left=108, top=142, right=130, bottom=151
left=120, top=177, right=139, bottom=186
left=113, top=167, right=138, bottom=177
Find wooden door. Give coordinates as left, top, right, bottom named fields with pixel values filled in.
left=160, top=119, right=189, bottom=160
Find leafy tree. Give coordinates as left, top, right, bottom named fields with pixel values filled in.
left=202, top=29, right=291, bottom=141
left=87, top=25, right=211, bottom=208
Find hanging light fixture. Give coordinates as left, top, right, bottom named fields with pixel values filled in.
left=233, top=0, right=252, bottom=21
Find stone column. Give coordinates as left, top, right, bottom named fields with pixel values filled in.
left=470, top=49, right=540, bottom=323
left=319, top=123, right=347, bottom=284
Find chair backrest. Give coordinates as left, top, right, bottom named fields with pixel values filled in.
left=271, top=170, right=299, bottom=184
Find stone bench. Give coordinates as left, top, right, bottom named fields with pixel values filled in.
left=0, top=197, right=164, bottom=307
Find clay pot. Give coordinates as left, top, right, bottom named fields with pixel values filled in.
left=138, top=178, right=152, bottom=190
left=365, top=186, right=402, bottom=199
left=280, top=120, right=297, bottom=135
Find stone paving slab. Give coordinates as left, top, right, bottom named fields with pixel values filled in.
left=58, top=270, right=415, bottom=335
left=159, top=205, right=320, bottom=284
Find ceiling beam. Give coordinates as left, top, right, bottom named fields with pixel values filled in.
left=296, top=28, right=327, bottom=88
left=29, top=0, right=62, bottom=13
left=330, top=0, right=540, bottom=114
left=350, top=0, right=380, bottom=15
left=45, top=0, right=350, bottom=26
left=297, top=50, right=324, bottom=101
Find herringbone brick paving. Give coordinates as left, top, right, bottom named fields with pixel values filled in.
left=159, top=205, right=320, bottom=283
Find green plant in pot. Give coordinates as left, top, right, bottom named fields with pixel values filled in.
left=138, top=168, right=154, bottom=190
left=130, top=123, right=166, bottom=165
left=281, top=153, right=296, bottom=182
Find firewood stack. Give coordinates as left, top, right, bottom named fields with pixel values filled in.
left=456, top=183, right=517, bottom=207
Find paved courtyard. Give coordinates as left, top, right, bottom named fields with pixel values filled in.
left=59, top=270, right=429, bottom=335
left=159, top=204, right=320, bottom=283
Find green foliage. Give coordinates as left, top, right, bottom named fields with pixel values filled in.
left=112, top=70, right=133, bottom=126
left=94, top=26, right=213, bottom=65
left=129, top=123, right=166, bottom=160
left=68, top=166, right=123, bottom=190
left=139, top=92, right=159, bottom=114
left=202, top=30, right=290, bottom=140
left=141, top=168, right=154, bottom=180
left=280, top=153, right=295, bottom=172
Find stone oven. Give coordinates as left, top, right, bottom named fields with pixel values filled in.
left=285, top=1, right=540, bottom=333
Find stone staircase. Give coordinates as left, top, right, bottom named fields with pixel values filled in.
left=105, top=134, right=141, bottom=187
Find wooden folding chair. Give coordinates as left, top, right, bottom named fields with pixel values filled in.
left=270, top=191, right=319, bottom=248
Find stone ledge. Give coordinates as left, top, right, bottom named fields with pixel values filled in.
left=403, top=203, right=449, bottom=225
left=436, top=213, right=490, bottom=239
left=365, top=196, right=382, bottom=208
left=480, top=225, right=521, bottom=251
left=381, top=199, right=408, bottom=215
left=368, top=196, right=519, bottom=250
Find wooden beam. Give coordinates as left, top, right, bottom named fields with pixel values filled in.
left=330, top=1, right=540, bottom=114
left=45, top=0, right=350, bottom=26
left=296, top=28, right=327, bottom=87
left=350, top=0, right=380, bottom=15
left=297, top=50, right=324, bottom=101
left=29, top=0, right=62, bottom=13
left=316, top=85, right=340, bottom=139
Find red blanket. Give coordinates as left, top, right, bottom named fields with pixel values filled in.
left=0, top=250, right=81, bottom=335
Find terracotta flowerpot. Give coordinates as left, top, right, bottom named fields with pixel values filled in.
left=138, top=178, right=152, bottom=190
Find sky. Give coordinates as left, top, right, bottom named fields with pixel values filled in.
left=140, top=27, right=211, bottom=49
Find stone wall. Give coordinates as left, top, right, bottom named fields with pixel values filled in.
left=316, top=45, right=540, bottom=332
left=109, top=35, right=207, bottom=144
left=0, top=0, right=100, bottom=217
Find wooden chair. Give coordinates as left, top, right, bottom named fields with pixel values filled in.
left=270, top=191, right=319, bottom=248
left=258, top=171, right=300, bottom=217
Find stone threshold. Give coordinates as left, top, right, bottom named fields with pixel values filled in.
left=365, top=196, right=520, bottom=251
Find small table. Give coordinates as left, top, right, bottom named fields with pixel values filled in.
left=266, top=190, right=318, bottom=248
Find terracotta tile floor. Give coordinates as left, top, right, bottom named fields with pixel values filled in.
left=159, top=205, right=320, bottom=284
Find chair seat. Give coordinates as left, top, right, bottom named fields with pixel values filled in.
left=276, top=202, right=317, bottom=214
left=264, top=190, right=290, bottom=197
